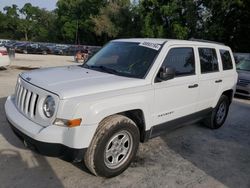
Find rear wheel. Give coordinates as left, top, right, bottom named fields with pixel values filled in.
left=84, top=115, right=139, bottom=177
left=203, top=95, right=230, bottom=129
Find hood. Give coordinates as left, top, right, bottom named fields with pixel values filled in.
left=237, top=69, right=250, bottom=80
left=20, top=65, right=146, bottom=99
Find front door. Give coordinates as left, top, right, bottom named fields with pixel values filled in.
left=153, top=46, right=199, bottom=127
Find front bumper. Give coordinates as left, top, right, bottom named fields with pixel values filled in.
left=5, top=96, right=97, bottom=161
left=8, top=121, right=85, bottom=162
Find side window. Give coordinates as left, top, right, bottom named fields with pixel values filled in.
left=199, top=48, right=218, bottom=73
left=162, top=47, right=195, bottom=76
left=220, top=50, right=233, bottom=70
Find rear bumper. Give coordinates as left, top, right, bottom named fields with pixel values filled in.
left=8, top=121, right=86, bottom=162
left=236, top=85, right=250, bottom=97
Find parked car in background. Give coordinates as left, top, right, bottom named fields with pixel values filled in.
left=0, top=39, right=10, bottom=47
left=88, top=46, right=101, bottom=58
left=1, top=39, right=102, bottom=58
left=14, top=42, right=29, bottom=53
left=15, top=43, right=51, bottom=54
left=4, top=40, right=16, bottom=49
left=52, top=45, right=70, bottom=55
left=0, top=47, right=10, bottom=67
left=234, top=53, right=250, bottom=97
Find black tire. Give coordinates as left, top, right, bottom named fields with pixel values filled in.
left=42, top=51, right=47, bottom=55
left=203, top=95, right=230, bottom=129
left=23, top=50, right=28, bottom=54
left=84, top=114, right=139, bottom=178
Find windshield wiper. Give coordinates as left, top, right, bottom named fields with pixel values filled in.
left=85, top=65, right=119, bottom=75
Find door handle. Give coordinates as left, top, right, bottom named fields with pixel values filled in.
left=215, top=79, right=222, bottom=83
left=188, top=84, right=198, bottom=88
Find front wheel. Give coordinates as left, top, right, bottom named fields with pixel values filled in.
left=84, top=115, right=139, bottom=177
left=203, top=95, right=230, bottom=129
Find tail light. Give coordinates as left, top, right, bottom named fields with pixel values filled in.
left=0, top=50, right=8, bottom=56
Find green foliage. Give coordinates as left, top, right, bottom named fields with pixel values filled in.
left=0, top=0, right=250, bottom=51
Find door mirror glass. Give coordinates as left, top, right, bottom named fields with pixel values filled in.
left=158, top=66, right=175, bottom=81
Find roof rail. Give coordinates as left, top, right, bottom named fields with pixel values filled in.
left=188, top=38, right=225, bottom=45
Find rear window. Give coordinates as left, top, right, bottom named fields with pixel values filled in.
left=220, top=50, right=233, bottom=70
left=199, top=48, right=219, bottom=73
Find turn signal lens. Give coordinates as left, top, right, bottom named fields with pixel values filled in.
left=54, top=118, right=82, bottom=127
left=68, top=119, right=82, bottom=127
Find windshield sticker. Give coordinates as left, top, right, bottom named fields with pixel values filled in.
left=139, top=42, right=161, bottom=50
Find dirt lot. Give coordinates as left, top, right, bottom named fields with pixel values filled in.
left=0, top=54, right=250, bottom=188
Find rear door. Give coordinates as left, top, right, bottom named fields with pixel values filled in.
left=196, top=46, right=222, bottom=110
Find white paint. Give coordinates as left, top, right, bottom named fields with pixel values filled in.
left=5, top=38, right=237, bottom=149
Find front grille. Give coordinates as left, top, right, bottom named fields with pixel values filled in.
left=15, top=81, right=39, bottom=118
left=237, top=79, right=250, bottom=86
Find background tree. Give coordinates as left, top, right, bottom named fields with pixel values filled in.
left=2, top=5, right=20, bottom=39
left=0, top=0, right=250, bottom=51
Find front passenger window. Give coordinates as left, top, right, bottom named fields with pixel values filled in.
left=162, top=47, right=195, bottom=76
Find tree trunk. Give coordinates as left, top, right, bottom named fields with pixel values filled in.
left=25, top=32, right=28, bottom=41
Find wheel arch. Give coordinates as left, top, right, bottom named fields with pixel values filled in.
left=94, top=109, right=148, bottom=143
left=118, top=109, right=147, bottom=142
left=222, top=89, right=234, bottom=104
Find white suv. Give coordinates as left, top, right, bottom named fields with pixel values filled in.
left=5, top=39, right=237, bottom=177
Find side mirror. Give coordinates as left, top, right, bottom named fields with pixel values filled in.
left=157, top=66, right=175, bottom=82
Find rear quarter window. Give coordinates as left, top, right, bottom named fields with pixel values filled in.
left=220, top=50, right=233, bottom=70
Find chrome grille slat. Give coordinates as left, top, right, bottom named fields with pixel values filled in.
left=15, top=82, right=20, bottom=97
left=15, top=80, right=40, bottom=119
left=17, top=86, right=24, bottom=108
left=29, top=93, right=38, bottom=118
left=16, top=84, right=21, bottom=106
left=20, top=89, right=27, bottom=111
left=24, top=91, right=31, bottom=114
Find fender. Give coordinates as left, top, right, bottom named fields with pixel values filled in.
left=73, top=91, right=154, bottom=130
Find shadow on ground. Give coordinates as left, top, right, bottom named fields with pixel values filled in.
left=161, top=99, right=250, bottom=188
left=0, top=149, right=64, bottom=188
left=0, top=67, right=7, bottom=71
left=0, top=97, right=64, bottom=187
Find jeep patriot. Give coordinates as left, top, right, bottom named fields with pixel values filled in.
left=5, top=38, right=237, bottom=177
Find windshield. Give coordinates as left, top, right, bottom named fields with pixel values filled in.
left=236, top=59, right=250, bottom=71
left=83, top=41, right=161, bottom=78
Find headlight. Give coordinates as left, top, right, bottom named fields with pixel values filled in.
left=43, top=96, right=55, bottom=118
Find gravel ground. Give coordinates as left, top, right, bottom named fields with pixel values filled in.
left=0, top=54, right=250, bottom=188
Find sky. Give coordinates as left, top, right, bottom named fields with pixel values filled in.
left=0, top=0, right=58, bottom=12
